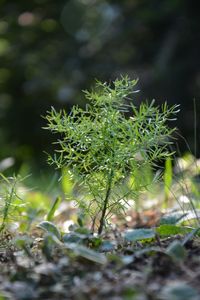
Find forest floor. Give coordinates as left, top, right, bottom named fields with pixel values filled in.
left=0, top=210, right=200, bottom=300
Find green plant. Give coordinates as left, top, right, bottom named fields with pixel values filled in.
left=45, top=76, right=179, bottom=234
left=0, top=174, right=25, bottom=233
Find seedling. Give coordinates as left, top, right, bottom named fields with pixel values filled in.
left=45, top=76, right=179, bottom=234
left=0, top=174, right=24, bottom=233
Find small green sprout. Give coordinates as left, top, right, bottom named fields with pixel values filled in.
left=45, top=76, right=179, bottom=234
left=0, top=174, right=25, bottom=233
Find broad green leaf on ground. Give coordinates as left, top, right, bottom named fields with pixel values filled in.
left=124, top=228, right=155, bottom=242
left=63, top=232, right=86, bottom=244
left=160, top=282, right=199, bottom=300
left=99, top=240, right=115, bottom=252
left=159, top=212, right=188, bottom=225
left=74, top=227, right=91, bottom=235
left=64, top=243, right=107, bottom=264
left=156, top=224, right=192, bottom=237
left=166, top=240, right=187, bottom=262
left=182, top=227, right=200, bottom=245
left=37, top=221, right=61, bottom=240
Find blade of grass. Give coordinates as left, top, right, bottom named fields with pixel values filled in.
left=46, top=196, right=61, bottom=221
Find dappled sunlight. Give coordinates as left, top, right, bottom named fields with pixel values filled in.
left=0, top=0, right=200, bottom=297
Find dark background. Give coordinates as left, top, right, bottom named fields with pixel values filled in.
left=0, top=0, right=200, bottom=174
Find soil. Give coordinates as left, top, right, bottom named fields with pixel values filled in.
left=0, top=227, right=200, bottom=300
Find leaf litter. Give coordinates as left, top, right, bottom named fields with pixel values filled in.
left=0, top=210, right=200, bottom=300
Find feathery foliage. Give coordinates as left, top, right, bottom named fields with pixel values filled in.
left=45, top=77, right=179, bottom=233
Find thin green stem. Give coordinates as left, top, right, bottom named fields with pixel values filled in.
left=98, top=169, right=114, bottom=234
left=0, top=181, right=16, bottom=233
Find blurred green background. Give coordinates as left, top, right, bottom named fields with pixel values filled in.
left=0, top=0, right=200, bottom=175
